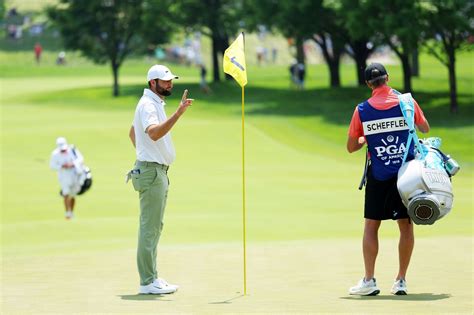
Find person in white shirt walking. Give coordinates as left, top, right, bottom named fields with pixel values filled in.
left=50, top=137, right=84, bottom=219
left=128, top=64, right=193, bottom=295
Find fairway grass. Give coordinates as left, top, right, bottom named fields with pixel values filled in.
left=1, top=52, right=473, bottom=314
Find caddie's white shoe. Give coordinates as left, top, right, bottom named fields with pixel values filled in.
left=154, top=278, right=179, bottom=291
left=139, top=281, right=176, bottom=295
left=349, top=278, right=380, bottom=296
left=391, top=278, right=408, bottom=295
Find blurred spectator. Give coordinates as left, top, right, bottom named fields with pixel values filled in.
left=6, top=7, right=24, bottom=40
left=256, top=46, right=264, bottom=66
left=296, top=63, right=306, bottom=90
left=15, top=26, right=22, bottom=39
left=169, top=46, right=184, bottom=63
left=192, top=32, right=202, bottom=62
left=29, top=24, right=44, bottom=36
left=154, top=47, right=165, bottom=60
left=34, top=42, right=42, bottom=64
left=7, top=24, right=16, bottom=39
left=7, top=8, right=18, bottom=17
left=190, top=33, right=204, bottom=66
left=272, top=47, right=278, bottom=64
left=56, top=51, right=66, bottom=65
left=257, top=25, right=267, bottom=41
left=199, top=64, right=211, bottom=94
left=183, top=36, right=192, bottom=48
left=289, top=61, right=306, bottom=90
left=185, top=47, right=195, bottom=66
left=263, top=47, right=268, bottom=63
left=289, top=60, right=298, bottom=88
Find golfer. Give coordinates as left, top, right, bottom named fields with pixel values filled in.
left=128, top=64, right=193, bottom=294
left=347, top=63, right=430, bottom=296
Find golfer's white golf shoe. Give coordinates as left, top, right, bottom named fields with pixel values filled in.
left=391, top=278, right=407, bottom=295
left=349, top=278, right=380, bottom=296
left=139, top=280, right=176, bottom=295
left=154, top=278, right=179, bottom=291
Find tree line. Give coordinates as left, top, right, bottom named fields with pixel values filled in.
left=47, top=0, right=473, bottom=113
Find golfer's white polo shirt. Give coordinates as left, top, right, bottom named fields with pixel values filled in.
left=133, top=89, right=176, bottom=165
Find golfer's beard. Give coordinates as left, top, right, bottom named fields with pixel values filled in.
left=156, top=86, right=171, bottom=96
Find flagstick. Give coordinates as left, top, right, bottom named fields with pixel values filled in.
left=241, top=85, right=247, bottom=296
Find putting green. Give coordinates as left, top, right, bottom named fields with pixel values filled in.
left=1, top=237, right=472, bottom=313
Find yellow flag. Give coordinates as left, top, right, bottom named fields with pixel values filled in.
left=223, top=33, right=247, bottom=87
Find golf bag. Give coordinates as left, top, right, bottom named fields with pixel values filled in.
left=396, top=94, right=460, bottom=225
left=71, top=145, right=92, bottom=195
left=77, top=166, right=92, bottom=195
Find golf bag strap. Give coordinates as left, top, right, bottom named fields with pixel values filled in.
left=71, top=145, right=77, bottom=158
left=430, top=147, right=449, bottom=163
left=398, top=93, right=421, bottom=164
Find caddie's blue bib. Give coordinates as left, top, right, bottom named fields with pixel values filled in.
left=358, top=98, right=415, bottom=181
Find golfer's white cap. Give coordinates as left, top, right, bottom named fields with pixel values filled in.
left=56, top=137, right=68, bottom=150
left=147, top=65, right=179, bottom=82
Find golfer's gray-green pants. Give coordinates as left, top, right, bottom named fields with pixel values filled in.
left=131, top=160, right=169, bottom=286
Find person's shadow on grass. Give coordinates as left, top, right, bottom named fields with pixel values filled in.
left=340, top=293, right=451, bottom=301
left=118, top=294, right=174, bottom=301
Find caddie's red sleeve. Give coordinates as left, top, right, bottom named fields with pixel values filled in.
left=348, top=107, right=364, bottom=138
left=413, top=100, right=427, bottom=125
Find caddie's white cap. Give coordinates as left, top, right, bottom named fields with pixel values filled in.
left=56, top=137, right=68, bottom=150
left=147, top=65, right=179, bottom=82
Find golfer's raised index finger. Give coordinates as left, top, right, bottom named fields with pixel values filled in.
left=181, top=89, right=188, bottom=102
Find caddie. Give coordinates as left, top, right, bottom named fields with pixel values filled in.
left=49, top=137, right=84, bottom=219
left=346, top=63, right=430, bottom=296
left=128, top=64, right=193, bottom=295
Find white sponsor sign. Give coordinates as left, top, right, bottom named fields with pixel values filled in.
left=363, top=116, right=408, bottom=135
